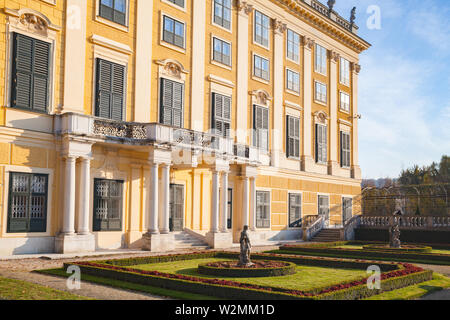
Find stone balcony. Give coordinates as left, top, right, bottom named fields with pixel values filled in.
left=55, top=113, right=261, bottom=165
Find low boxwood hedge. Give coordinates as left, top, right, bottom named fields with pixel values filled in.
left=362, top=244, right=433, bottom=253
left=65, top=252, right=432, bottom=300
left=197, top=261, right=297, bottom=278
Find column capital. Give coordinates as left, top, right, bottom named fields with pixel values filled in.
left=351, top=62, right=361, bottom=74
left=328, top=50, right=340, bottom=63
left=302, top=36, right=315, bottom=50
left=271, top=18, right=287, bottom=35
left=236, top=0, right=253, bottom=15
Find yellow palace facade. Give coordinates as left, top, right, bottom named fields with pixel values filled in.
left=0, top=0, right=370, bottom=255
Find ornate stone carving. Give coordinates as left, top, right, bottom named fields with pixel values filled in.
left=19, top=13, right=48, bottom=31
left=350, top=7, right=357, bottom=25
left=93, top=120, right=147, bottom=140
left=251, top=90, right=272, bottom=105
left=351, top=62, right=361, bottom=74
left=156, top=59, right=188, bottom=80
left=327, top=0, right=336, bottom=17
left=271, top=18, right=287, bottom=34
left=164, top=62, right=183, bottom=78
left=302, top=36, right=315, bottom=49
left=314, top=111, right=329, bottom=124
left=329, top=50, right=340, bottom=62
left=236, top=0, right=253, bottom=15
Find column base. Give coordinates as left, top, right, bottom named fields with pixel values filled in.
left=351, top=165, right=362, bottom=180
left=205, top=232, right=233, bottom=249
left=126, top=231, right=146, bottom=249
left=142, top=233, right=175, bottom=252
left=301, top=156, right=315, bottom=172
left=327, top=161, right=340, bottom=176
left=55, top=233, right=95, bottom=254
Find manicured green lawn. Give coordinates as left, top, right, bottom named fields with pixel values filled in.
left=365, top=273, right=450, bottom=300
left=129, top=258, right=368, bottom=292
left=38, top=269, right=220, bottom=300
left=0, top=276, right=91, bottom=300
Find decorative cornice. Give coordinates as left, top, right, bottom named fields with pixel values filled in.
left=156, top=59, right=189, bottom=78
left=91, top=34, right=133, bottom=55
left=236, top=0, right=253, bottom=15
left=207, top=74, right=235, bottom=88
left=4, top=7, right=61, bottom=32
left=250, top=89, right=273, bottom=105
left=271, top=18, right=287, bottom=34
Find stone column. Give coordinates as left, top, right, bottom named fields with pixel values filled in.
left=62, top=156, right=76, bottom=235
left=328, top=51, right=339, bottom=175
left=78, top=157, right=91, bottom=235
left=271, top=19, right=286, bottom=168
left=160, top=164, right=171, bottom=234
left=236, top=1, right=252, bottom=144
left=148, top=163, right=159, bottom=234
left=351, top=63, right=362, bottom=179
left=242, top=176, right=250, bottom=227
left=249, top=177, right=257, bottom=231
left=302, top=37, right=315, bottom=172
left=221, top=172, right=229, bottom=233
left=211, top=171, right=220, bottom=233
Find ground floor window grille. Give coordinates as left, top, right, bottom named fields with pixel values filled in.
left=93, top=179, right=123, bottom=232
left=256, top=191, right=270, bottom=228
left=8, top=173, right=48, bottom=233
left=343, top=197, right=353, bottom=224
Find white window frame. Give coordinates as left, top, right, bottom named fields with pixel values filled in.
left=253, top=9, right=270, bottom=50
left=339, top=57, right=350, bottom=86
left=288, top=192, right=303, bottom=229
left=255, top=189, right=271, bottom=230
left=314, top=81, right=327, bottom=104
left=339, top=91, right=350, bottom=113
left=161, top=0, right=187, bottom=12
left=314, top=43, right=327, bottom=75
left=212, top=0, right=232, bottom=32
left=286, top=68, right=300, bottom=94
left=95, top=0, right=130, bottom=32
left=253, top=53, right=270, bottom=82
left=160, top=12, right=186, bottom=53
left=286, top=28, right=300, bottom=64
left=211, top=35, right=232, bottom=69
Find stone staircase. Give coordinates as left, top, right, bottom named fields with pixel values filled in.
left=173, top=231, right=209, bottom=250
left=310, top=228, right=342, bottom=242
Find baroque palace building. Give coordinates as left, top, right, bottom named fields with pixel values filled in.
left=0, top=0, right=370, bottom=255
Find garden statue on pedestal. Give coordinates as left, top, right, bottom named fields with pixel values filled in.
left=238, top=226, right=254, bottom=267
left=390, top=208, right=403, bottom=249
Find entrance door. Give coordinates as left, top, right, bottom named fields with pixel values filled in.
left=169, top=184, right=184, bottom=232
left=227, top=189, right=233, bottom=229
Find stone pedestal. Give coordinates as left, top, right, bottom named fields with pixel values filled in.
left=127, top=231, right=145, bottom=249
left=328, top=161, right=340, bottom=176
left=142, top=233, right=175, bottom=252
left=55, top=234, right=96, bottom=254
left=205, top=232, right=233, bottom=249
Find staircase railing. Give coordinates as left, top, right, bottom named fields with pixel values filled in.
left=302, top=215, right=325, bottom=241
left=340, top=215, right=362, bottom=240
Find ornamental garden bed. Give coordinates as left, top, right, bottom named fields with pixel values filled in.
left=275, top=241, right=450, bottom=265
left=63, top=251, right=433, bottom=300
left=198, top=260, right=297, bottom=278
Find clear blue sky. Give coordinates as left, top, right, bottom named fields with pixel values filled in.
left=331, top=0, right=450, bottom=179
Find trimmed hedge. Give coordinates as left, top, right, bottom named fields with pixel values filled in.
left=362, top=244, right=433, bottom=253
left=65, top=252, right=432, bottom=300
left=198, top=261, right=297, bottom=278
left=278, top=245, right=450, bottom=265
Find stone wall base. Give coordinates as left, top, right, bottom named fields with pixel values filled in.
left=142, top=233, right=175, bottom=252
left=205, top=232, right=233, bottom=249
left=0, top=237, right=55, bottom=256
left=55, top=234, right=96, bottom=254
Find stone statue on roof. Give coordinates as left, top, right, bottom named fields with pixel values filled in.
left=350, top=7, right=356, bottom=25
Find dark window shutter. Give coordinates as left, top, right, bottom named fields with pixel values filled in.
left=160, top=78, right=184, bottom=128
left=93, top=179, right=123, bottom=232
left=12, top=33, right=50, bottom=112
left=96, top=59, right=125, bottom=121
left=212, top=93, right=231, bottom=137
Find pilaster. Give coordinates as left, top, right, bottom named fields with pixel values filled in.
left=328, top=50, right=339, bottom=175
left=351, top=62, right=361, bottom=180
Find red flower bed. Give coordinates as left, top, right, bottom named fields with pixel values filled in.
left=76, top=258, right=424, bottom=298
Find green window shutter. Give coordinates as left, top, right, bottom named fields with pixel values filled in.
left=96, top=59, right=125, bottom=120
left=160, top=78, right=184, bottom=128
left=12, top=33, right=50, bottom=112
left=212, top=93, right=231, bottom=137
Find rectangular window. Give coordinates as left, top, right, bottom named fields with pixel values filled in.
left=318, top=195, right=330, bottom=222
left=214, top=0, right=231, bottom=30
left=93, top=179, right=123, bottom=232
left=169, top=184, right=184, bottom=232
left=227, top=189, right=233, bottom=229
left=315, top=44, right=327, bottom=75
left=163, top=15, right=185, bottom=48
left=8, top=173, right=48, bottom=233
left=289, top=194, right=302, bottom=228
left=99, top=0, right=127, bottom=26
left=343, top=197, right=353, bottom=224
left=286, top=69, right=300, bottom=93
left=340, top=131, right=351, bottom=168
left=11, top=33, right=50, bottom=113
left=286, top=29, right=300, bottom=62
left=256, top=191, right=270, bottom=228
left=340, top=57, right=350, bottom=86
left=160, top=78, right=184, bottom=128
left=254, top=55, right=270, bottom=81
left=286, top=116, right=300, bottom=158
left=253, top=105, right=269, bottom=151
left=315, top=81, right=327, bottom=103
left=254, top=10, right=270, bottom=48
left=340, top=92, right=350, bottom=112
left=316, top=124, right=327, bottom=163
left=212, top=93, right=231, bottom=137
left=213, top=37, right=231, bottom=66
left=166, top=0, right=185, bottom=8
left=95, top=58, right=125, bottom=121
